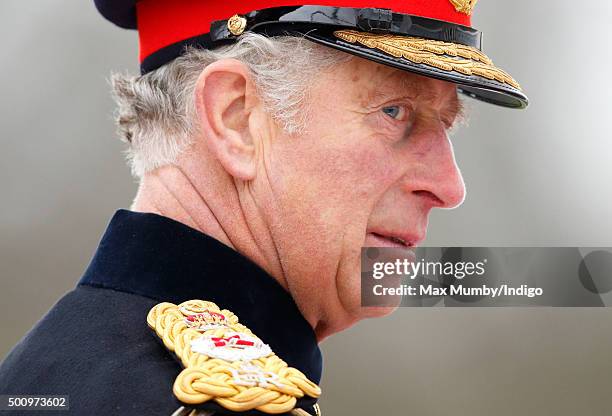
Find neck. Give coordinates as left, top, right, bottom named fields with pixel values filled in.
left=132, top=166, right=233, bottom=249
left=130, top=145, right=344, bottom=341
left=132, top=145, right=338, bottom=319
left=133, top=164, right=287, bottom=286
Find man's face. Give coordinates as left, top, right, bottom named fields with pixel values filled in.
left=255, top=57, right=466, bottom=335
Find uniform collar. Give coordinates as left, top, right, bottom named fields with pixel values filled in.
left=79, top=209, right=322, bottom=385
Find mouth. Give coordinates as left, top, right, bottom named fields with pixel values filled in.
left=365, top=231, right=423, bottom=248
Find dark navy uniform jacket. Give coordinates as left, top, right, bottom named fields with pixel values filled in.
left=0, top=210, right=322, bottom=415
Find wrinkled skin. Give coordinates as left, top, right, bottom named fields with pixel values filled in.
left=133, top=56, right=466, bottom=340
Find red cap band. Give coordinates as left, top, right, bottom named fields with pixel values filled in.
left=136, top=0, right=472, bottom=62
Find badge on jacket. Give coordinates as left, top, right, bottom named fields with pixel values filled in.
left=147, top=300, right=321, bottom=414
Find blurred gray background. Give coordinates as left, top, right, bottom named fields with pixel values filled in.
left=1, top=1, right=611, bottom=415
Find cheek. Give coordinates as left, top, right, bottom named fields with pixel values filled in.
left=268, top=126, right=401, bottom=244
left=296, top=133, right=393, bottom=199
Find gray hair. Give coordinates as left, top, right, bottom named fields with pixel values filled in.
left=111, top=33, right=351, bottom=177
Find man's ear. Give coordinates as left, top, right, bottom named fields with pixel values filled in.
left=194, top=59, right=261, bottom=181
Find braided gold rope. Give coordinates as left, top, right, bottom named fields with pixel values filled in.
left=333, top=30, right=521, bottom=90
left=182, top=408, right=314, bottom=416
left=148, top=300, right=321, bottom=414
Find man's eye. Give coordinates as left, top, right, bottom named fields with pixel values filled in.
left=381, top=105, right=404, bottom=120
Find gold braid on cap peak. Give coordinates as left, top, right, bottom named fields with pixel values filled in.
left=147, top=300, right=321, bottom=414
left=333, top=30, right=521, bottom=90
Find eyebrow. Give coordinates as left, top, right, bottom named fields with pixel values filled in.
left=443, top=97, right=469, bottom=130
left=364, top=85, right=418, bottom=106
left=362, top=73, right=423, bottom=105
left=444, top=96, right=465, bottom=119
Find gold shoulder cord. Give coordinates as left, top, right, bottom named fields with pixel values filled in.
left=148, top=300, right=321, bottom=415
left=171, top=406, right=320, bottom=416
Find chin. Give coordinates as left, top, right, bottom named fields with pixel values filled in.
left=315, top=291, right=400, bottom=340
left=359, top=305, right=400, bottom=319
left=345, top=292, right=402, bottom=321
left=337, top=263, right=404, bottom=323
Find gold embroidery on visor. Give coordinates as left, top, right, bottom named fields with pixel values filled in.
left=333, top=30, right=521, bottom=90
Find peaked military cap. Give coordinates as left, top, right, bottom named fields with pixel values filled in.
left=95, top=0, right=529, bottom=109
left=95, top=0, right=528, bottom=109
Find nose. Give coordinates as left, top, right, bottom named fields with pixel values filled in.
left=404, top=127, right=466, bottom=209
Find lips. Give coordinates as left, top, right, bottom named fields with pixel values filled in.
left=366, top=231, right=424, bottom=248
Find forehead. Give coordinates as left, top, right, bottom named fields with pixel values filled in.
left=329, top=56, right=459, bottom=105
